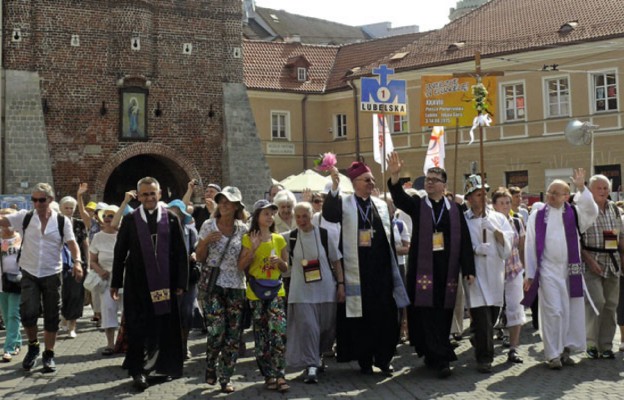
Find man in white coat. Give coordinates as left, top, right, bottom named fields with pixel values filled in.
left=463, top=175, right=514, bottom=373
left=523, top=168, right=598, bottom=369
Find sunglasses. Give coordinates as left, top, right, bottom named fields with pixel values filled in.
left=103, top=214, right=115, bottom=219
left=31, top=197, right=47, bottom=203
left=313, top=199, right=323, bottom=204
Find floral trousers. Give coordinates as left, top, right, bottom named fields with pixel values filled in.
left=204, top=286, right=246, bottom=381
left=250, top=296, right=287, bottom=379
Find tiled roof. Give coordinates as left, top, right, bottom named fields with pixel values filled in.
left=364, top=0, right=624, bottom=74
left=244, top=0, right=624, bottom=92
left=326, top=32, right=430, bottom=91
left=249, top=7, right=369, bottom=45
left=243, top=40, right=339, bottom=93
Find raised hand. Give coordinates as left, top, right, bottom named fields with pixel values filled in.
left=329, top=167, right=340, bottom=191
left=301, top=188, right=313, bottom=202
left=124, top=190, right=137, bottom=203
left=387, top=152, right=403, bottom=184
left=77, top=182, right=88, bottom=196
left=571, top=168, right=586, bottom=191
left=249, top=230, right=262, bottom=250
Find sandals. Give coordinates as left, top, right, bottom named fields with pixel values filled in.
left=205, top=368, right=217, bottom=385
left=101, top=347, right=114, bottom=356
left=276, top=377, right=290, bottom=393
left=220, top=381, right=235, bottom=393
left=264, top=377, right=277, bottom=390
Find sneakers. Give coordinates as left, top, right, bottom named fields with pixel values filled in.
left=586, top=346, right=600, bottom=359
left=303, top=366, right=318, bottom=384
left=22, top=343, right=40, bottom=371
left=68, top=330, right=77, bottom=339
left=2, top=353, right=12, bottom=362
left=507, top=349, right=524, bottom=364
left=42, top=350, right=56, bottom=373
left=548, top=358, right=562, bottom=370
left=601, top=350, right=616, bottom=359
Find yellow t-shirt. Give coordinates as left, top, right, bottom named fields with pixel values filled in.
left=242, top=232, right=287, bottom=300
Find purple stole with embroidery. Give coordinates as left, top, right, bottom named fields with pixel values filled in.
left=522, top=203, right=583, bottom=307
left=134, top=206, right=171, bottom=315
left=415, top=197, right=461, bottom=309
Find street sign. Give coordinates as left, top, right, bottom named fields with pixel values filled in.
left=360, top=65, right=407, bottom=115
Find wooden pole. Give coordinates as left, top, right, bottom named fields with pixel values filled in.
left=453, top=117, right=459, bottom=197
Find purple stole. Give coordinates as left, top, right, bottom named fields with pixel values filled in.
left=522, top=203, right=583, bottom=307
left=134, top=206, right=171, bottom=315
left=415, top=197, right=461, bottom=309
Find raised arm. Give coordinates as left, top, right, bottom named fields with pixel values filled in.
left=77, top=183, right=92, bottom=230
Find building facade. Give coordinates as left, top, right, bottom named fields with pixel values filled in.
left=244, top=0, right=624, bottom=199
left=2, top=0, right=271, bottom=204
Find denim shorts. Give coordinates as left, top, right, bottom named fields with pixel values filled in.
left=20, top=270, right=62, bottom=332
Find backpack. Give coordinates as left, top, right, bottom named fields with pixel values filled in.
left=17, top=210, right=66, bottom=264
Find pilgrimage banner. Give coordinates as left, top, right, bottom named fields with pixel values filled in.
left=420, top=75, right=497, bottom=127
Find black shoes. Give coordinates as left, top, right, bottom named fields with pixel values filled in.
left=507, top=349, right=524, bottom=364
left=438, top=364, right=452, bottom=379
left=22, top=343, right=40, bottom=371
left=42, top=350, right=56, bottom=373
left=378, top=364, right=394, bottom=377
left=132, top=374, right=149, bottom=391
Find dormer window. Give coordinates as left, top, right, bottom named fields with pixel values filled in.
left=390, top=52, right=409, bottom=62
left=297, top=67, right=307, bottom=82
left=559, top=20, right=578, bottom=34
left=447, top=41, right=466, bottom=52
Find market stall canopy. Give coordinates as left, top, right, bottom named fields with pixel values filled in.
left=280, top=169, right=353, bottom=193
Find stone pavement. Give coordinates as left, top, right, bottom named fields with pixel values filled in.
left=0, top=307, right=622, bottom=400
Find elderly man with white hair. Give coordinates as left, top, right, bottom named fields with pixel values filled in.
left=523, top=169, right=598, bottom=369
left=581, top=174, right=624, bottom=360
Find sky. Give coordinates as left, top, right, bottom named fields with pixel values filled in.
left=254, top=0, right=459, bottom=32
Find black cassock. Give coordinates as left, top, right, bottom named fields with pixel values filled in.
left=112, top=208, right=188, bottom=378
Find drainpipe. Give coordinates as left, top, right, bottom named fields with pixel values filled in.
left=347, top=79, right=360, bottom=160
left=0, top=1, right=4, bottom=192
left=301, top=94, right=308, bottom=170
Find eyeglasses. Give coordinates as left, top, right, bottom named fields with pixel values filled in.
left=425, top=177, right=445, bottom=184
left=31, top=197, right=47, bottom=203
left=355, top=177, right=376, bottom=184
left=313, top=199, right=323, bottom=204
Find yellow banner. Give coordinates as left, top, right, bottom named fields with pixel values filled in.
left=420, top=75, right=497, bottom=127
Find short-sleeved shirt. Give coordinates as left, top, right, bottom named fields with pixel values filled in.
left=583, top=202, right=624, bottom=277
left=392, top=219, right=411, bottom=266
left=242, top=232, right=287, bottom=300
left=6, top=209, right=76, bottom=278
left=89, top=231, right=118, bottom=272
left=199, top=218, right=248, bottom=289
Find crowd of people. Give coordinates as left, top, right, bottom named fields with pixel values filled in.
left=0, top=152, right=623, bottom=393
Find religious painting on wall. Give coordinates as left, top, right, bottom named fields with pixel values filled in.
left=120, top=87, right=148, bottom=140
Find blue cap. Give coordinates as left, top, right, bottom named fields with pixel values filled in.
left=167, top=199, right=192, bottom=225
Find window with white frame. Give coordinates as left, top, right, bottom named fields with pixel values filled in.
left=271, top=111, right=289, bottom=140
left=592, top=71, right=618, bottom=112
left=297, top=67, right=307, bottom=82
left=389, top=114, right=408, bottom=133
left=545, top=77, right=570, bottom=118
left=334, top=114, right=347, bottom=138
left=503, top=83, right=525, bottom=121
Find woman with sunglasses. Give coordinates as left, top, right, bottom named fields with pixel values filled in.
left=89, top=205, right=121, bottom=355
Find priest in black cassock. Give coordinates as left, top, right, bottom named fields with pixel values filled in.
left=322, top=162, right=409, bottom=376
left=387, top=152, right=475, bottom=378
left=111, top=177, right=188, bottom=391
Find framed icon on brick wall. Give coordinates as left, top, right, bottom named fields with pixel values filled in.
left=120, top=87, right=148, bottom=140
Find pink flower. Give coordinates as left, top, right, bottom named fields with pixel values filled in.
left=315, top=152, right=337, bottom=172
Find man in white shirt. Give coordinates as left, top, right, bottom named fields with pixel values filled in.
left=463, top=175, right=513, bottom=373
left=523, top=169, right=598, bottom=369
left=0, top=183, right=83, bottom=373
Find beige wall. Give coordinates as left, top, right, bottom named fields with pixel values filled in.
left=249, top=39, right=624, bottom=195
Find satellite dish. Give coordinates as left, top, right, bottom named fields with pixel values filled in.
left=564, top=119, right=598, bottom=145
